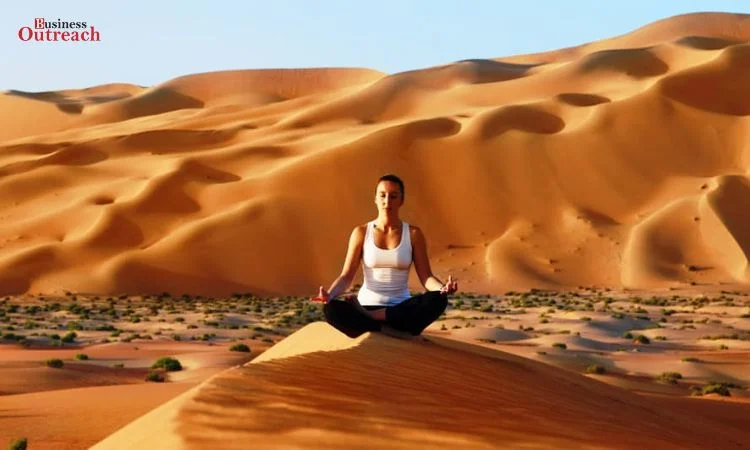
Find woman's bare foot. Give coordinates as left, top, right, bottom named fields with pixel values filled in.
left=367, top=308, right=387, bottom=321
left=344, top=296, right=387, bottom=321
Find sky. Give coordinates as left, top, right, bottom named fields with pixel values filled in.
left=3, top=0, right=749, bottom=91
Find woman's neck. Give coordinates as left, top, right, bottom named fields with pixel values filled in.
left=374, top=213, right=401, bottom=232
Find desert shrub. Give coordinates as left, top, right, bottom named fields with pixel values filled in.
left=150, top=357, right=182, bottom=372
left=682, top=357, right=701, bottom=363
left=657, top=372, right=682, bottom=384
left=145, top=371, right=165, bottom=382
left=552, top=342, right=567, bottom=350
left=112, top=363, right=124, bottom=368
left=622, top=331, right=633, bottom=339
left=633, top=335, right=650, bottom=344
left=586, top=364, right=605, bottom=374
left=8, top=437, right=27, bottom=450
left=61, top=331, right=77, bottom=343
left=46, top=359, right=64, bottom=368
left=654, top=336, right=667, bottom=341
left=229, top=343, right=250, bottom=353
left=75, top=354, right=89, bottom=360
left=702, top=383, right=731, bottom=396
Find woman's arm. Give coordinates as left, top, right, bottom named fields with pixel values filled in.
left=411, top=226, right=445, bottom=291
left=325, top=225, right=365, bottom=300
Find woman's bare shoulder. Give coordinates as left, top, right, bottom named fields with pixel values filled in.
left=352, top=223, right=369, bottom=237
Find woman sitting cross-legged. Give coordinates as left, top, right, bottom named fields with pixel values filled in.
left=311, top=173, right=458, bottom=338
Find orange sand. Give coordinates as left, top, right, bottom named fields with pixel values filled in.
left=1, top=11, right=750, bottom=450
left=0, top=13, right=749, bottom=297
left=91, top=322, right=750, bottom=450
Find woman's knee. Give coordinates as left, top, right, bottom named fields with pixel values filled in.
left=323, top=301, right=341, bottom=324
left=425, top=291, right=448, bottom=315
left=427, top=290, right=448, bottom=305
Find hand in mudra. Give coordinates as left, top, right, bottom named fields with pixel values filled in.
left=440, top=275, right=458, bottom=295
left=311, top=286, right=330, bottom=303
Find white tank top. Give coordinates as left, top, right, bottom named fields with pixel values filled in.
left=357, top=220, right=413, bottom=306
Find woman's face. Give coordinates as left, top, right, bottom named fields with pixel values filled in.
left=375, top=181, right=403, bottom=215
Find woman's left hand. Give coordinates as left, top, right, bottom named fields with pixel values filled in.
left=440, top=275, right=458, bottom=295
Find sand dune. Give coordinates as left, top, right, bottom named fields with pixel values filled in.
left=91, top=322, right=750, bottom=450
left=499, top=12, right=750, bottom=64
left=1, top=12, right=750, bottom=297
left=3, top=12, right=750, bottom=450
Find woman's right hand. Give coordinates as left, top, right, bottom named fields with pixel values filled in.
left=311, top=286, right=331, bottom=303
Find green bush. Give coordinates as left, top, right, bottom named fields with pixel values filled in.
left=586, top=364, right=605, bottom=374
left=682, top=357, right=701, bottom=363
left=8, top=437, right=27, bottom=450
left=75, top=354, right=89, bottom=360
left=145, top=372, right=165, bottom=382
left=633, top=335, right=650, bottom=344
left=657, top=372, right=682, bottom=384
left=552, top=342, right=567, bottom=350
left=622, top=331, right=633, bottom=339
left=229, top=343, right=250, bottom=353
left=61, top=331, right=77, bottom=343
left=150, top=357, right=182, bottom=372
left=702, top=383, right=731, bottom=396
left=46, top=359, right=64, bottom=368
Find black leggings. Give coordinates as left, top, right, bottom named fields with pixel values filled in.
left=323, top=291, right=448, bottom=338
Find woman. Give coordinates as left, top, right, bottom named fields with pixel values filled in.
left=312, top=174, right=458, bottom=338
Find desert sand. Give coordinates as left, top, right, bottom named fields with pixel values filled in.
left=0, top=12, right=749, bottom=296
left=2, top=11, right=750, bottom=450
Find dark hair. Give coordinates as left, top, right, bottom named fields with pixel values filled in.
left=378, top=174, right=405, bottom=201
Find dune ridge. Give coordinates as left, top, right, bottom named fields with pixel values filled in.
left=1, top=13, right=750, bottom=296
left=91, top=322, right=750, bottom=449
